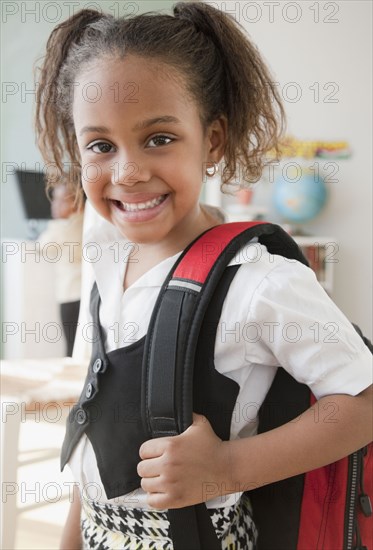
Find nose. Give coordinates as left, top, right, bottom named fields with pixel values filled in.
left=110, top=155, right=150, bottom=187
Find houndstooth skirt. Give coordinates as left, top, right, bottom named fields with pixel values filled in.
left=81, top=494, right=258, bottom=549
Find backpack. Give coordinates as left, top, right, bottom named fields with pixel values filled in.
left=141, top=221, right=372, bottom=550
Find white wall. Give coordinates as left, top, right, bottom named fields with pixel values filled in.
left=2, top=1, right=372, bottom=337
left=214, top=0, right=372, bottom=335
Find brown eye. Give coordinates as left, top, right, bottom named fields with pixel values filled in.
left=147, top=135, right=173, bottom=147
left=88, top=142, right=114, bottom=154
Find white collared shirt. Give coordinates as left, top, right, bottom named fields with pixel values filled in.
left=69, top=209, right=372, bottom=509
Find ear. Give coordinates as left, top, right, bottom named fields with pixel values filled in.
left=206, top=115, right=227, bottom=163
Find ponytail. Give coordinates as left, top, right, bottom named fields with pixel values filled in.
left=173, top=2, right=286, bottom=185
left=34, top=9, right=105, bottom=204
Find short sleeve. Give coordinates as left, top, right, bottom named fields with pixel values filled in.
left=242, top=255, right=372, bottom=399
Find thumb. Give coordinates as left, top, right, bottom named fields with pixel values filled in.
left=192, top=412, right=208, bottom=424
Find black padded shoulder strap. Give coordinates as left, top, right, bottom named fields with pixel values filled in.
left=141, top=222, right=308, bottom=550
left=142, top=222, right=307, bottom=440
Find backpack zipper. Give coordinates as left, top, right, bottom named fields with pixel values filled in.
left=354, top=446, right=372, bottom=550
left=344, top=450, right=359, bottom=549
left=358, top=445, right=372, bottom=518
left=344, top=447, right=371, bottom=550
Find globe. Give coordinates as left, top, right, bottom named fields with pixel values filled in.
left=273, top=167, right=328, bottom=224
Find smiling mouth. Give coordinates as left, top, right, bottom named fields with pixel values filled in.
left=112, top=194, right=168, bottom=212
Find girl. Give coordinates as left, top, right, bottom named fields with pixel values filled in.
left=34, top=3, right=372, bottom=549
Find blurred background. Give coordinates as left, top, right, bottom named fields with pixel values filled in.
left=1, top=1, right=372, bottom=548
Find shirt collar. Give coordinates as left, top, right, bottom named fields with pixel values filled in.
left=84, top=209, right=183, bottom=306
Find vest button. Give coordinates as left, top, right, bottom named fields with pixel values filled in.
left=85, top=383, right=93, bottom=399
left=76, top=408, right=87, bottom=425
left=92, top=358, right=103, bottom=373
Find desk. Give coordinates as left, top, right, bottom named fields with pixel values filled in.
left=1, top=357, right=87, bottom=549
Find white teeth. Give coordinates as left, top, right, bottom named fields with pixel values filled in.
left=120, top=195, right=166, bottom=212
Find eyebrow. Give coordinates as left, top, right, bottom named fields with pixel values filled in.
left=79, top=116, right=181, bottom=136
left=133, top=116, right=181, bottom=131
left=79, top=125, right=109, bottom=136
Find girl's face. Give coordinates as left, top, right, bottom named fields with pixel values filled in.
left=73, top=55, right=226, bottom=248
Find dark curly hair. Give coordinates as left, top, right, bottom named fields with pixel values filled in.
left=34, top=2, right=286, bottom=205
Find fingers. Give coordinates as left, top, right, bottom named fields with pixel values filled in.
left=137, top=459, right=171, bottom=511
left=140, top=475, right=162, bottom=493
left=139, top=414, right=208, bottom=460
left=146, top=493, right=171, bottom=510
left=140, top=478, right=185, bottom=511
left=139, top=437, right=170, bottom=460
left=137, top=413, right=213, bottom=510
left=137, top=456, right=162, bottom=478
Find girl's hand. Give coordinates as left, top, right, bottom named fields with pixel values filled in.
left=137, top=413, right=232, bottom=509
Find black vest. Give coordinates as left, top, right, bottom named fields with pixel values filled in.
left=61, top=268, right=241, bottom=499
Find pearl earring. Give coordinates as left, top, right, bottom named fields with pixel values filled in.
left=205, top=162, right=219, bottom=177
